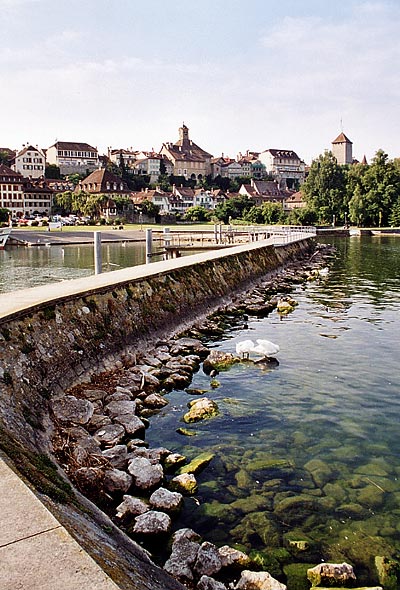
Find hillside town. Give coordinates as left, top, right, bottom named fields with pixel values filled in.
left=0, top=124, right=357, bottom=223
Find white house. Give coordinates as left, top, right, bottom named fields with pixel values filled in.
left=259, top=149, right=305, bottom=188
left=13, top=145, right=46, bottom=179
left=46, top=141, right=99, bottom=175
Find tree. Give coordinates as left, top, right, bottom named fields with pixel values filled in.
left=140, top=199, right=160, bottom=218
left=214, top=195, right=254, bottom=223
left=45, top=164, right=61, bottom=179
left=0, top=151, right=10, bottom=166
left=301, top=151, right=347, bottom=224
left=0, top=208, right=10, bottom=222
left=347, top=150, right=400, bottom=226
left=184, top=206, right=211, bottom=222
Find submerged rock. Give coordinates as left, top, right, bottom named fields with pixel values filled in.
left=307, top=563, right=356, bottom=587
left=183, top=398, right=219, bottom=423
left=177, top=452, right=215, bottom=475
left=203, top=350, right=238, bottom=373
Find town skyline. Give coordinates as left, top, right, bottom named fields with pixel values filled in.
left=1, top=0, right=399, bottom=164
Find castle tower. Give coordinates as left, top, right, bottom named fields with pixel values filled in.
left=179, top=123, right=190, bottom=144
left=332, top=132, right=353, bottom=165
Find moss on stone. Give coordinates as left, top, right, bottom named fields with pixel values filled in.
left=177, top=452, right=215, bottom=475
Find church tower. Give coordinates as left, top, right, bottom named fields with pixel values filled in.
left=332, top=132, right=353, bottom=165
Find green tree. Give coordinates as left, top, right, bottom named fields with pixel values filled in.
left=260, top=202, right=286, bottom=224
left=0, top=207, right=10, bottom=222
left=45, top=164, right=61, bottom=179
left=347, top=150, right=400, bottom=226
left=140, top=199, right=160, bottom=218
left=184, top=206, right=211, bottom=222
left=214, top=195, right=254, bottom=223
left=301, top=151, right=347, bottom=224
left=0, top=151, right=10, bottom=166
left=389, top=196, right=400, bottom=227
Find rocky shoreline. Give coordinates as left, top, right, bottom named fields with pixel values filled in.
left=49, top=242, right=386, bottom=590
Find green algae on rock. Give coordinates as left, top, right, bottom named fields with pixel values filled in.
left=183, top=398, right=219, bottom=423
left=177, top=452, right=215, bottom=475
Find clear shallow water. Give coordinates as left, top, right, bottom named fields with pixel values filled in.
left=146, top=236, right=400, bottom=584
left=0, top=242, right=148, bottom=292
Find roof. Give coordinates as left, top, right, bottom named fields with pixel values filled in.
left=162, top=125, right=212, bottom=163
left=332, top=132, right=353, bottom=144
left=49, top=141, right=98, bottom=152
left=16, top=145, right=44, bottom=157
left=0, top=163, right=23, bottom=179
left=80, top=169, right=129, bottom=192
left=263, top=149, right=300, bottom=160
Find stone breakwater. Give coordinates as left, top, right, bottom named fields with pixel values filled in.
left=0, top=237, right=354, bottom=590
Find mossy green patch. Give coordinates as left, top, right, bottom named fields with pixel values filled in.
left=0, top=428, right=73, bottom=504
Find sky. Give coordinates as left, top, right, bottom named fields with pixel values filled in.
left=0, top=0, right=399, bottom=165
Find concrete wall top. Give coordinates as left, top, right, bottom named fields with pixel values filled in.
left=0, top=239, right=290, bottom=322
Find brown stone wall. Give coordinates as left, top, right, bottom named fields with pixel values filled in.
left=0, top=238, right=313, bottom=450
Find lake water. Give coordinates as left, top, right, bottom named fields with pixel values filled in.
left=0, top=242, right=148, bottom=293
left=144, top=236, right=400, bottom=586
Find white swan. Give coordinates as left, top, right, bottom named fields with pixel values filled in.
left=251, top=339, right=280, bottom=359
left=235, top=339, right=255, bottom=359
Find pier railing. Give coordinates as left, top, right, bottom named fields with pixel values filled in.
left=152, top=225, right=316, bottom=247
left=149, top=225, right=316, bottom=260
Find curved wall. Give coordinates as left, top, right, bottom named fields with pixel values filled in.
left=0, top=237, right=314, bottom=589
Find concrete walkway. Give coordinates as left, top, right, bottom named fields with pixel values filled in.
left=0, top=453, right=120, bottom=590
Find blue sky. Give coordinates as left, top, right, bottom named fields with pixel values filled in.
left=1, top=0, right=399, bottom=164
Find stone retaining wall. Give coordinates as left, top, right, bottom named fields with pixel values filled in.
left=0, top=237, right=314, bottom=590
left=0, top=238, right=313, bottom=451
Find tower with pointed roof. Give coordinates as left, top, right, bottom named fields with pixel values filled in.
left=332, top=132, right=353, bottom=165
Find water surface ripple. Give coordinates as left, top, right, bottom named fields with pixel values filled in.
left=146, top=236, right=400, bottom=584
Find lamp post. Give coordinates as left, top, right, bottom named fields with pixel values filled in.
left=139, top=211, right=143, bottom=231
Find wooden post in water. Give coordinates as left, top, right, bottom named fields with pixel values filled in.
left=94, top=231, right=102, bottom=274
left=146, top=228, right=152, bottom=264
left=214, top=224, right=218, bottom=244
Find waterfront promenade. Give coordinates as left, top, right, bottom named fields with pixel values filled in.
left=0, top=453, right=119, bottom=590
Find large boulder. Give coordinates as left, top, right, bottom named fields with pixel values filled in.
left=164, top=532, right=201, bottom=584
left=194, top=541, right=222, bottom=577
left=235, top=570, right=286, bottom=589
left=218, top=546, right=250, bottom=569
left=116, top=495, right=149, bottom=519
left=197, top=576, right=227, bottom=590
left=104, top=400, right=137, bottom=418
left=114, top=414, right=146, bottom=437
left=93, top=423, right=125, bottom=447
left=102, top=444, right=128, bottom=469
left=103, top=468, right=132, bottom=494
left=307, top=563, right=356, bottom=587
left=149, top=487, right=183, bottom=513
left=170, top=473, right=198, bottom=495
left=128, top=457, right=163, bottom=490
left=183, top=398, right=219, bottom=423
left=203, top=350, right=238, bottom=374
left=51, top=395, right=94, bottom=425
left=169, top=338, right=209, bottom=358
left=132, top=510, right=171, bottom=535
